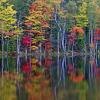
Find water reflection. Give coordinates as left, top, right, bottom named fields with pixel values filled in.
left=0, top=55, right=100, bottom=100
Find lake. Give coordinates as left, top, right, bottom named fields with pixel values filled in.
left=0, top=55, right=100, bottom=100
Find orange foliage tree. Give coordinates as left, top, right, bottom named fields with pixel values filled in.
left=23, top=0, right=54, bottom=51
left=70, top=26, right=84, bottom=36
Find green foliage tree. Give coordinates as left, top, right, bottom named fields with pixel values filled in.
left=76, top=1, right=88, bottom=27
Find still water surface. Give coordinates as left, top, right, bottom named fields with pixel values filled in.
left=0, top=55, right=100, bottom=100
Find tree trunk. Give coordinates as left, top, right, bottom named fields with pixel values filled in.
left=57, top=31, right=60, bottom=56
left=17, top=55, right=20, bottom=73
left=25, top=47, right=28, bottom=60
left=39, top=43, right=42, bottom=66
left=6, top=38, right=9, bottom=56
left=17, top=35, right=19, bottom=55
left=61, top=23, right=66, bottom=53
left=2, top=33, right=4, bottom=76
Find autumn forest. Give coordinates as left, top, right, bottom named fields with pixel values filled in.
left=0, top=0, right=100, bottom=100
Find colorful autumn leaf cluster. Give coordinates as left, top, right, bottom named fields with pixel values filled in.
left=22, top=0, right=54, bottom=51
left=22, top=35, right=31, bottom=47
left=0, top=0, right=22, bottom=37
left=95, top=28, right=100, bottom=34
left=70, top=26, right=84, bottom=36
left=21, top=57, right=53, bottom=100
left=67, top=63, right=84, bottom=83
left=26, top=0, right=53, bottom=30
left=22, top=62, right=31, bottom=74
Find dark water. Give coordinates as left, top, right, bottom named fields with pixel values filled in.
left=0, top=55, right=100, bottom=100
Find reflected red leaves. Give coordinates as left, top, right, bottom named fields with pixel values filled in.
left=22, top=63, right=31, bottom=73
left=95, top=67, right=100, bottom=80
left=70, top=73, right=84, bottom=83
left=22, top=59, right=52, bottom=100
left=43, top=57, right=53, bottom=70
left=40, top=79, right=50, bottom=88
left=24, top=81, right=35, bottom=96
left=22, top=35, right=31, bottom=46
left=68, top=64, right=84, bottom=83
left=40, top=80, right=53, bottom=100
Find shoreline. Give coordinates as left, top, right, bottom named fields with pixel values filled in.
left=0, top=51, right=99, bottom=58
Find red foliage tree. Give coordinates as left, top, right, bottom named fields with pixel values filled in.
left=24, top=21, right=33, bottom=27
left=70, top=26, right=84, bottom=36
left=95, top=28, right=100, bottom=41
left=95, top=28, right=100, bottom=34
left=22, top=35, right=31, bottom=46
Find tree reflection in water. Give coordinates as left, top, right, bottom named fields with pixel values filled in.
left=0, top=55, right=100, bottom=100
